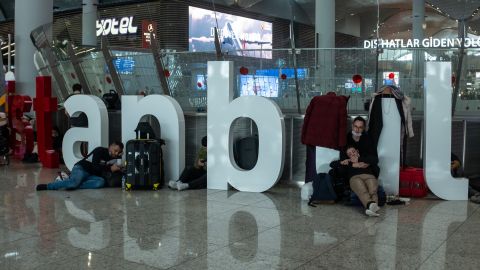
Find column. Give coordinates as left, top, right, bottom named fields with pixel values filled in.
left=315, top=0, right=335, bottom=92
left=412, top=0, right=425, bottom=91
left=14, top=0, right=53, bottom=97
left=82, top=0, right=98, bottom=46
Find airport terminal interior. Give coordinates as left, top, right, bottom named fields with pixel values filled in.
left=2, top=0, right=480, bottom=269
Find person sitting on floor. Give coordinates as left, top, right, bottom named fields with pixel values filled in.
left=168, top=136, right=207, bottom=191
left=451, top=153, right=480, bottom=203
left=331, top=145, right=380, bottom=217
left=36, top=141, right=124, bottom=191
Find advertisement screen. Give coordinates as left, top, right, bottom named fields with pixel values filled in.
left=113, top=58, right=135, bottom=75
left=239, top=75, right=278, bottom=97
left=255, top=68, right=308, bottom=79
left=195, top=75, right=207, bottom=90
left=189, top=6, right=272, bottom=59
left=383, top=72, right=400, bottom=86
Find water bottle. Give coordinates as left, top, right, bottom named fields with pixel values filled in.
left=121, top=175, right=126, bottom=190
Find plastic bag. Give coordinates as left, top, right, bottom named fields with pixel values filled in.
left=301, top=182, right=313, bottom=201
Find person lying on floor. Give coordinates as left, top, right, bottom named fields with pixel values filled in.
left=331, top=145, right=381, bottom=217
left=36, top=141, right=124, bottom=191
left=169, top=136, right=207, bottom=191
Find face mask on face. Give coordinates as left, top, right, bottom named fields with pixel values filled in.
left=352, top=131, right=362, bottom=137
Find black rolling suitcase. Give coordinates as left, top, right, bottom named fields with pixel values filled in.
left=233, top=135, right=259, bottom=170
left=125, top=124, right=165, bottom=191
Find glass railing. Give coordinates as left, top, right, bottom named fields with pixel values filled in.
left=31, top=21, right=480, bottom=116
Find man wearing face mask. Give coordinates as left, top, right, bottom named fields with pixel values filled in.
left=340, top=116, right=379, bottom=177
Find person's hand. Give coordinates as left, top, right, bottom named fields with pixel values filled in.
left=451, top=160, right=460, bottom=170
left=340, top=159, right=350, bottom=165
left=111, top=164, right=121, bottom=172
left=357, top=162, right=369, bottom=168
left=350, top=155, right=359, bottom=163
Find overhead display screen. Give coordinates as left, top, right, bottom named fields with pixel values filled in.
left=239, top=75, right=278, bottom=97
left=189, top=6, right=273, bottom=59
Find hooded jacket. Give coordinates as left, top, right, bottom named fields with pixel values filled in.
left=301, top=93, right=349, bottom=149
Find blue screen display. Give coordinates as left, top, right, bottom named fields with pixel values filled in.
left=113, top=58, right=135, bottom=74
left=255, top=68, right=308, bottom=79
left=196, top=75, right=207, bottom=90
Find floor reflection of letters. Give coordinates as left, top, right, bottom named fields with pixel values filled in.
left=121, top=192, right=183, bottom=269
left=207, top=191, right=281, bottom=268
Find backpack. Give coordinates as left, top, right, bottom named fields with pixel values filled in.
left=308, top=173, right=337, bottom=207
left=102, top=90, right=121, bottom=110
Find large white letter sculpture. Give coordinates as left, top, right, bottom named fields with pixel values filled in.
left=207, top=61, right=285, bottom=192
left=377, top=98, right=401, bottom=195
left=63, top=95, right=109, bottom=170
left=424, top=62, right=468, bottom=200
left=121, top=95, right=185, bottom=182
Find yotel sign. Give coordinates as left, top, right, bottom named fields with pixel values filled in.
left=61, top=61, right=466, bottom=199
left=96, top=16, right=138, bottom=36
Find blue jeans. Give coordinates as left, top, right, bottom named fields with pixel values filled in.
left=47, top=164, right=105, bottom=190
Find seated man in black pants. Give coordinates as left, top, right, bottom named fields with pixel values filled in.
left=169, top=136, right=207, bottom=191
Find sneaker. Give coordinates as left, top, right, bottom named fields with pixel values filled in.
left=36, top=184, right=48, bottom=191
left=365, top=209, right=380, bottom=217
left=368, top=202, right=380, bottom=213
left=470, top=195, right=480, bottom=204
left=177, top=182, right=189, bottom=191
left=168, top=181, right=178, bottom=189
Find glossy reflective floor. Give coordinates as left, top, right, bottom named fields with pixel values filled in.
left=1, top=161, right=480, bottom=269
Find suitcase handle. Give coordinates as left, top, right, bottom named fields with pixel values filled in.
left=135, top=130, right=151, bottom=140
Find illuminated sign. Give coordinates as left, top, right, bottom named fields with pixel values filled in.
left=96, top=16, right=138, bottom=36
left=189, top=6, right=272, bottom=59
left=142, top=20, right=157, bottom=48
left=364, top=38, right=480, bottom=48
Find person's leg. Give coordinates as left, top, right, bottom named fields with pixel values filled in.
left=78, top=175, right=105, bottom=189
left=305, top=145, right=316, bottom=183
left=364, top=175, right=379, bottom=203
left=171, top=167, right=205, bottom=189
left=46, top=165, right=88, bottom=190
left=169, top=167, right=194, bottom=189
left=349, top=174, right=371, bottom=208
left=183, top=174, right=207, bottom=190
left=181, top=168, right=205, bottom=184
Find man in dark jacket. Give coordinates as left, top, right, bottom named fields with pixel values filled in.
left=332, top=145, right=380, bottom=217
left=341, top=116, right=380, bottom=177
left=36, top=142, right=124, bottom=191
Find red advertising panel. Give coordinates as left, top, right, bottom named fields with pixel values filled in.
left=142, top=20, right=157, bottom=48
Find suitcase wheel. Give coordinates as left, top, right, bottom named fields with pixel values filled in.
left=125, top=183, right=132, bottom=191
left=153, top=183, right=160, bottom=191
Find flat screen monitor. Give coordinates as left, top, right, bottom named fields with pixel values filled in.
left=383, top=72, right=399, bottom=86
left=239, top=75, right=278, bottom=97
left=195, top=74, right=207, bottom=90
left=113, top=58, right=135, bottom=75
left=255, top=68, right=308, bottom=79
left=344, top=79, right=362, bottom=93
left=189, top=6, right=273, bottom=59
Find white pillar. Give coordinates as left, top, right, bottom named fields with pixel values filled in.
left=412, top=0, right=425, bottom=41
left=14, top=0, right=53, bottom=96
left=315, top=0, right=335, bottom=92
left=82, top=0, right=98, bottom=46
left=412, top=0, right=425, bottom=89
